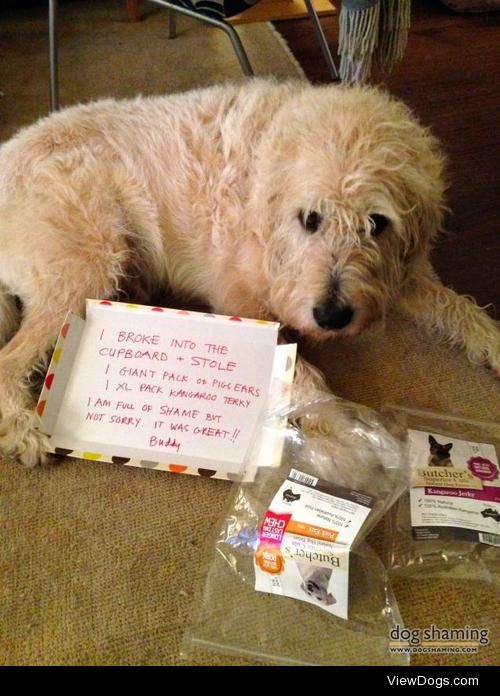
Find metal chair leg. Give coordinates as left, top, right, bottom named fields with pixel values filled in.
left=219, top=22, right=254, bottom=76
left=303, top=0, right=339, bottom=81
left=48, top=0, right=59, bottom=111
left=168, top=9, right=177, bottom=39
left=146, top=0, right=254, bottom=77
left=46, top=0, right=254, bottom=113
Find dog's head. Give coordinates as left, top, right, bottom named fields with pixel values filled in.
left=247, top=84, right=446, bottom=339
left=428, top=434, right=453, bottom=463
left=301, top=579, right=336, bottom=606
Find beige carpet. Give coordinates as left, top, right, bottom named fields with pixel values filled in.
left=0, top=0, right=304, bottom=141
left=1, top=1, right=499, bottom=668
left=2, top=319, right=499, bottom=666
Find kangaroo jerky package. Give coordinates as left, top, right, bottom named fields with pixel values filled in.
left=182, top=397, right=410, bottom=665
left=384, top=406, right=500, bottom=586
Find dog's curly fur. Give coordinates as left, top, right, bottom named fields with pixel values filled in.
left=0, top=79, right=498, bottom=466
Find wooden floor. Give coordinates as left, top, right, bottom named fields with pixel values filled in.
left=275, top=0, right=500, bottom=309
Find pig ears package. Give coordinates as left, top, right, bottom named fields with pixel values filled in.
left=383, top=406, right=500, bottom=587
left=182, top=397, right=411, bottom=666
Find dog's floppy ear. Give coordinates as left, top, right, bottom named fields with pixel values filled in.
left=399, top=127, right=448, bottom=273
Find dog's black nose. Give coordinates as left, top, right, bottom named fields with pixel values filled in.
left=313, top=303, right=354, bottom=330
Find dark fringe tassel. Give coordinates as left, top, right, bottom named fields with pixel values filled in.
left=376, top=0, right=412, bottom=71
left=338, top=1, right=412, bottom=83
left=338, top=1, right=381, bottom=84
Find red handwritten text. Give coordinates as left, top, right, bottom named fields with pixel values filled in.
left=149, top=436, right=181, bottom=452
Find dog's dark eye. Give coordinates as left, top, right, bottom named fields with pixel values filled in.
left=300, top=209, right=323, bottom=233
left=369, top=214, right=389, bottom=237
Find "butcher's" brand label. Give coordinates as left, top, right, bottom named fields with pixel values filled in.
left=254, top=468, right=374, bottom=619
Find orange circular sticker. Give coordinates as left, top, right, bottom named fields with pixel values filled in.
left=255, top=545, right=285, bottom=574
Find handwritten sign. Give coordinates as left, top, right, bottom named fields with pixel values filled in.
left=40, top=301, right=283, bottom=475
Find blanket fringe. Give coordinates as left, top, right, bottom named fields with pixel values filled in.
left=338, top=2, right=381, bottom=83
left=376, top=0, right=412, bottom=71
left=338, top=0, right=412, bottom=83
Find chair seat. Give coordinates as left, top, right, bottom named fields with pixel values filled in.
left=171, top=0, right=261, bottom=20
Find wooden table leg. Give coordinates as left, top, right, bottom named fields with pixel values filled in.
left=126, top=0, right=141, bottom=22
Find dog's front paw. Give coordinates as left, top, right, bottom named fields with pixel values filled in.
left=295, top=397, right=354, bottom=440
left=0, top=410, right=50, bottom=467
left=490, top=353, right=500, bottom=380
left=476, top=332, right=500, bottom=379
left=486, top=352, right=500, bottom=380
left=297, top=410, right=335, bottom=437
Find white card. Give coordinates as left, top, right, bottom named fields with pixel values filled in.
left=37, top=300, right=295, bottom=479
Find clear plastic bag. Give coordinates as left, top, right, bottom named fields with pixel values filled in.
left=383, top=406, right=500, bottom=586
left=182, top=397, right=411, bottom=665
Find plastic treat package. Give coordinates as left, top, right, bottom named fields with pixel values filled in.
left=182, top=397, right=411, bottom=666
left=383, top=406, right=500, bottom=587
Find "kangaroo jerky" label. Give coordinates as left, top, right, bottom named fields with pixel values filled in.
left=409, top=429, right=500, bottom=547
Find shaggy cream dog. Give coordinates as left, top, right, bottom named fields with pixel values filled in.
left=0, top=79, right=498, bottom=467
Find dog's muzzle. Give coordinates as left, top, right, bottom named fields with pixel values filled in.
left=313, top=301, right=354, bottom=331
